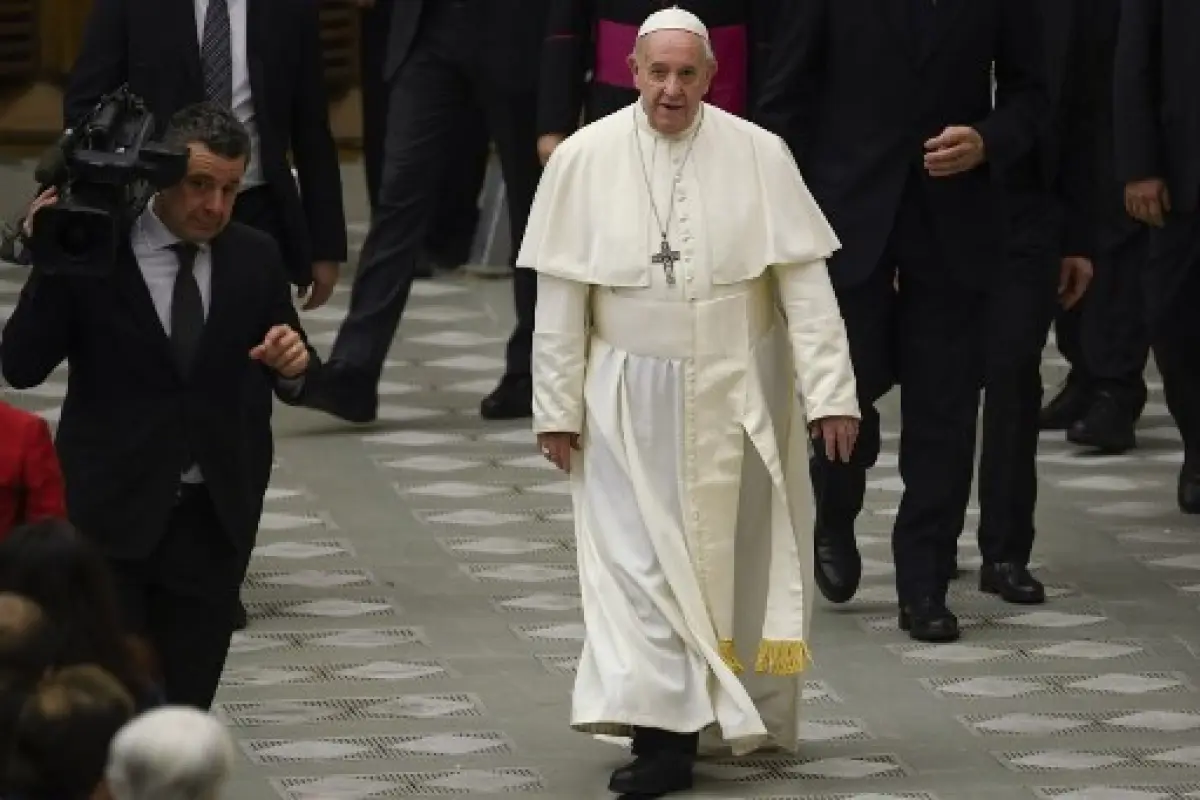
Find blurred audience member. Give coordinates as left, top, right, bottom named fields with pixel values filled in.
left=0, top=401, right=65, bottom=539
left=107, top=706, right=235, bottom=800
left=0, top=522, right=160, bottom=708
left=3, top=665, right=136, bottom=800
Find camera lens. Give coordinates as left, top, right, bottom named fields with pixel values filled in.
left=58, top=221, right=94, bottom=261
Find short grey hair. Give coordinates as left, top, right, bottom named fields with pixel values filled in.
left=106, top=706, right=235, bottom=800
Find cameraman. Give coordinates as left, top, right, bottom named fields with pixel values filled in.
left=0, top=102, right=318, bottom=710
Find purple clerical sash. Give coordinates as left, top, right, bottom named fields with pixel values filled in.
left=593, top=20, right=749, bottom=117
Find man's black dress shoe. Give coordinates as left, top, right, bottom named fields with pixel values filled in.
left=979, top=561, right=1045, bottom=604
left=814, top=524, right=861, bottom=603
left=480, top=375, right=532, bottom=420
left=1039, top=380, right=1092, bottom=430
left=899, top=598, right=960, bottom=642
left=1179, top=461, right=1200, bottom=514
left=1067, top=391, right=1137, bottom=453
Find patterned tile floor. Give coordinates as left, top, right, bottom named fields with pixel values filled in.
left=2, top=163, right=1200, bottom=798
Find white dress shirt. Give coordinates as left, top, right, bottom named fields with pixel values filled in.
left=193, top=0, right=264, bottom=189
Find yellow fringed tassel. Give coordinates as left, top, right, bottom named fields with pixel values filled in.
left=718, top=639, right=744, bottom=674
left=754, top=640, right=811, bottom=675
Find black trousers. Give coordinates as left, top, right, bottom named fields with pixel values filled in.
left=1145, top=211, right=1200, bottom=459
left=1055, top=223, right=1150, bottom=410
left=359, top=3, right=488, bottom=259
left=335, top=0, right=541, bottom=386
left=975, top=191, right=1061, bottom=567
left=814, top=174, right=986, bottom=605
left=108, top=486, right=242, bottom=710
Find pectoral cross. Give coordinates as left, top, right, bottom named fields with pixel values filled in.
left=651, top=236, right=680, bottom=286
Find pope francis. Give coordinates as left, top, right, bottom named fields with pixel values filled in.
left=522, top=7, right=861, bottom=797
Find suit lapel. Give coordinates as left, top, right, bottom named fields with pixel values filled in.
left=167, top=0, right=204, bottom=97
left=246, top=0, right=269, bottom=116
left=193, top=233, right=240, bottom=377
left=112, top=240, right=176, bottom=372
left=876, top=0, right=919, bottom=63
left=925, top=0, right=968, bottom=65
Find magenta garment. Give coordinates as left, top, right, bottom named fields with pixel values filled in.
left=593, top=20, right=749, bottom=116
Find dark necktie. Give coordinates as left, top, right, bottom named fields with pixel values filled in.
left=201, top=0, right=233, bottom=108
left=169, top=242, right=205, bottom=376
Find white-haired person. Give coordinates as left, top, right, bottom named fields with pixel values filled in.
left=105, top=706, right=234, bottom=800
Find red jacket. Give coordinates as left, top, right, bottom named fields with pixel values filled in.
left=0, top=401, right=66, bottom=536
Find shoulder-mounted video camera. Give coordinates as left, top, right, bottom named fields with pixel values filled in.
left=25, top=85, right=189, bottom=276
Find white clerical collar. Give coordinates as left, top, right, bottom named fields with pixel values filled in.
left=633, top=100, right=705, bottom=142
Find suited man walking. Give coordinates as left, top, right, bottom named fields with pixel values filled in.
left=1039, top=0, right=1150, bottom=452
left=757, top=0, right=1047, bottom=642
left=0, top=103, right=319, bottom=709
left=1114, top=0, right=1200, bottom=513
left=302, top=0, right=550, bottom=425
left=355, top=0, right=488, bottom=275
left=972, top=0, right=1101, bottom=607
left=65, top=0, right=347, bottom=310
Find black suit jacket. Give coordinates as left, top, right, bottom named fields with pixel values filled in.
left=0, top=222, right=317, bottom=571
left=1114, top=0, right=1200, bottom=215
left=384, top=0, right=548, bottom=92
left=756, top=0, right=1047, bottom=288
left=63, top=0, right=348, bottom=288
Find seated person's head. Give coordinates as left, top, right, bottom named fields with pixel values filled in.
left=106, top=706, right=234, bottom=800
left=5, top=664, right=137, bottom=800
left=155, top=102, right=251, bottom=245
left=0, top=521, right=152, bottom=697
left=0, top=592, right=58, bottom=683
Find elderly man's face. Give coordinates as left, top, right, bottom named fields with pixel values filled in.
left=628, top=30, right=716, bottom=135
left=155, top=142, right=246, bottom=244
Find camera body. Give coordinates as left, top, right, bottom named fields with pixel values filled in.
left=29, top=86, right=189, bottom=276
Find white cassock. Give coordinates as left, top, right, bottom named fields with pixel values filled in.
left=520, top=101, right=859, bottom=757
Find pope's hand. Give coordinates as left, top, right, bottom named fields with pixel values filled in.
left=810, top=416, right=859, bottom=463
left=537, top=431, right=580, bottom=473
left=250, top=324, right=309, bottom=378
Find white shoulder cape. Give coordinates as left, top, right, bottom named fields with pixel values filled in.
left=517, top=103, right=841, bottom=287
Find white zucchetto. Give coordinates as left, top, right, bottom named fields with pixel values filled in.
left=636, top=6, right=710, bottom=42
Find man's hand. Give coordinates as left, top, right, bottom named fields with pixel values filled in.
left=1058, top=256, right=1093, bottom=310
left=809, top=416, right=859, bottom=463
left=1125, top=178, right=1170, bottom=227
left=537, top=431, right=580, bottom=472
left=537, top=134, right=566, bottom=166
left=250, top=324, right=309, bottom=378
left=22, top=188, right=59, bottom=238
left=924, top=126, right=986, bottom=177
left=299, top=261, right=339, bottom=311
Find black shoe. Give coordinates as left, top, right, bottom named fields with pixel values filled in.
left=813, top=524, right=861, bottom=604
left=1067, top=391, right=1137, bottom=453
left=1039, top=380, right=1092, bottom=431
left=608, top=753, right=694, bottom=797
left=480, top=375, right=532, bottom=420
left=898, top=597, right=960, bottom=642
left=979, top=561, right=1045, bottom=604
left=234, top=598, right=248, bottom=630
left=1179, top=460, right=1200, bottom=514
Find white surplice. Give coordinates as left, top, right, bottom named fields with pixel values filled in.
left=522, top=102, right=859, bottom=756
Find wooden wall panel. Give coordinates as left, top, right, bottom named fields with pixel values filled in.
left=0, top=0, right=38, bottom=79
